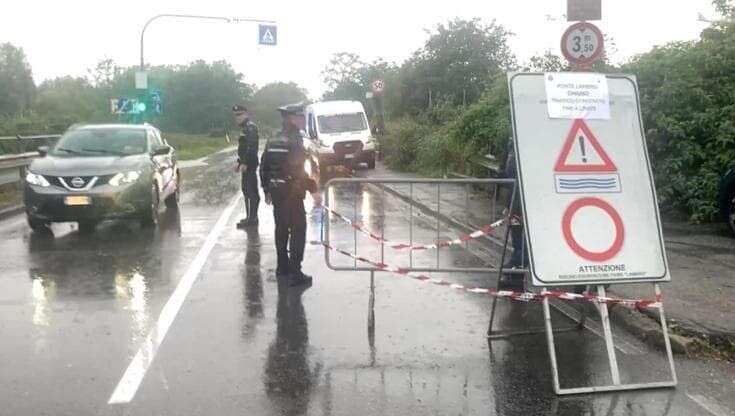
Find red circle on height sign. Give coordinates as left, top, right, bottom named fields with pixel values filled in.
left=560, top=21, right=605, bottom=67
left=562, top=197, right=624, bottom=262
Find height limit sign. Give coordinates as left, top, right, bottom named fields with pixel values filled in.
left=561, top=22, right=604, bottom=68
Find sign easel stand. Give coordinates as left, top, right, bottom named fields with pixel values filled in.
left=543, top=283, right=678, bottom=394
left=486, top=184, right=678, bottom=394
left=487, top=182, right=587, bottom=340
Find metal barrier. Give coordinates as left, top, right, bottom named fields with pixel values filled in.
left=0, top=134, right=61, bottom=155
left=323, top=177, right=527, bottom=346
left=0, top=135, right=60, bottom=188
left=320, top=177, right=675, bottom=396
left=323, top=177, right=520, bottom=274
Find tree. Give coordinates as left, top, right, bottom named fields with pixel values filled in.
left=321, top=52, right=364, bottom=91
left=0, top=43, right=35, bottom=115
left=713, top=0, right=734, bottom=16
left=36, top=76, right=105, bottom=121
left=159, top=60, right=254, bottom=133
left=399, top=18, right=515, bottom=112
left=250, top=82, right=308, bottom=133
left=87, top=58, right=122, bottom=88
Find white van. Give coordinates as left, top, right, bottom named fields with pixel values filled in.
left=303, top=100, right=376, bottom=170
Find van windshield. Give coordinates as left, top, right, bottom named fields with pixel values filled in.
left=317, top=113, right=367, bottom=134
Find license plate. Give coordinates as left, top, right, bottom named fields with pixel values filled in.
left=64, top=196, right=91, bottom=206
left=345, top=154, right=355, bottom=159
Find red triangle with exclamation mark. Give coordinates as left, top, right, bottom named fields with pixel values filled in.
left=554, top=119, right=617, bottom=172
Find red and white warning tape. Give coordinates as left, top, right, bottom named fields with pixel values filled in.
left=322, top=205, right=505, bottom=251
left=312, top=240, right=662, bottom=310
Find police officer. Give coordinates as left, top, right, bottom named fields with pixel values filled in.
left=233, top=105, right=260, bottom=229
left=500, top=139, right=527, bottom=290
left=260, top=103, right=322, bottom=286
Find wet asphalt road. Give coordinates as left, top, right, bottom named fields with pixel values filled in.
left=1, top=152, right=734, bottom=416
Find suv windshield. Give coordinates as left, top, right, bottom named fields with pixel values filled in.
left=317, top=113, right=367, bottom=134
left=50, top=128, right=147, bottom=157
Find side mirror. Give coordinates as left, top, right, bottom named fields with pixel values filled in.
left=38, top=146, right=49, bottom=157
left=152, top=145, right=170, bottom=156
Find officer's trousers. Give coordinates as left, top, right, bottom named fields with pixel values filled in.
left=272, top=194, right=306, bottom=274
left=241, top=168, right=260, bottom=220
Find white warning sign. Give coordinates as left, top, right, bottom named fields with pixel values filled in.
left=509, top=72, right=669, bottom=286
left=545, top=72, right=610, bottom=120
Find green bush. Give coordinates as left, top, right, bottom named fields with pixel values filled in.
left=381, top=117, right=429, bottom=171
left=626, top=24, right=735, bottom=222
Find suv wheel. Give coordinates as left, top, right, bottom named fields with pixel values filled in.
left=141, top=185, right=159, bottom=228
left=78, top=220, right=97, bottom=234
left=27, top=215, right=48, bottom=232
left=165, top=178, right=180, bottom=210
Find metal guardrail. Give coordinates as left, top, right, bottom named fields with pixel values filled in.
left=0, top=135, right=61, bottom=187
left=0, top=134, right=61, bottom=155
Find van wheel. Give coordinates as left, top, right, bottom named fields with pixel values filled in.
left=367, top=155, right=376, bottom=170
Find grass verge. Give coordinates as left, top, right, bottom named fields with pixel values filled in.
left=0, top=183, right=21, bottom=210
left=164, top=133, right=232, bottom=161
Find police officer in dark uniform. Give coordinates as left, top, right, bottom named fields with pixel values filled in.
left=260, top=103, right=322, bottom=286
left=500, top=140, right=527, bottom=290
left=233, top=105, right=260, bottom=229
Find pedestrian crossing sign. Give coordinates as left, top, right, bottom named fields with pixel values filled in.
left=259, top=24, right=277, bottom=46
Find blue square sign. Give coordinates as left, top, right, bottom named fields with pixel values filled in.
left=258, top=24, right=277, bottom=46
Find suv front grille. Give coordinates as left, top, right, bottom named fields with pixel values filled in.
left=44, top=175, right=103, bottom=190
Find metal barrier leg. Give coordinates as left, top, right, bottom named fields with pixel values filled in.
left=543, top=296, right=562, bottom=394
left=487, top=181, right=516, bottom=337
left=656, top=283, right=678, bottom=386
left=368, top=271, right=375, bottom=333
left=597, top=285, right=622, bottom=386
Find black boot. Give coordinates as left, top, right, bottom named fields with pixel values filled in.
left=244, top=197, right=259, bottom=227
left=237, top=199, right=250, bottom=229
left=290, top=271, right=313, bottom=287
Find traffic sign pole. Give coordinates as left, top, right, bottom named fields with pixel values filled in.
left=139, top=13, right=277, bottom=69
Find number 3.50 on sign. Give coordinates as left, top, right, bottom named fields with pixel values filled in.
left=561, top=22, right=604, bottom=67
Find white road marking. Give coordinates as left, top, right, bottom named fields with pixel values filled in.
left=108, top=194, right=241, bottom=404
left=687, top=393, right=733, bottom=416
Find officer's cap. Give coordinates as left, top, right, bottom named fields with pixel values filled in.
left=232, top=104, right=248, bottom=113
left=277, top=102, right=305, bottom=115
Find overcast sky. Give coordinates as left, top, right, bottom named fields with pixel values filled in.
left=0, top=0, right=719, bottom=98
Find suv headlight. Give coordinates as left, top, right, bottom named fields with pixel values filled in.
left=26, top=172, right=50, bottom=187
left=109, top=171, right=141, bottom=187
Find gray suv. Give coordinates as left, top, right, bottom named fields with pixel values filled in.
left=24, top=124, right=180, bottom=232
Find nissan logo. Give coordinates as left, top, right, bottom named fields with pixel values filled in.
left=70, top=177, right=85, bottom=188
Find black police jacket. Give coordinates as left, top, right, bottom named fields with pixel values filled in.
left=259, top=130, right=317, bottom=199
left=237, top=120, right=259, bottom=167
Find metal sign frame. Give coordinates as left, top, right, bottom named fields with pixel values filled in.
left=503, top=72, right=677, bottom=395
left=510, top=73, right=669, bottom=287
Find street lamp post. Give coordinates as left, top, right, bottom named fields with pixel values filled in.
left=139, top=13, right=276, bottom=69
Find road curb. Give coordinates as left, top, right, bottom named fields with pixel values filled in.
left=0, top=204, right=24, bottom=221
left=370, top=180, right=701, bottom=355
